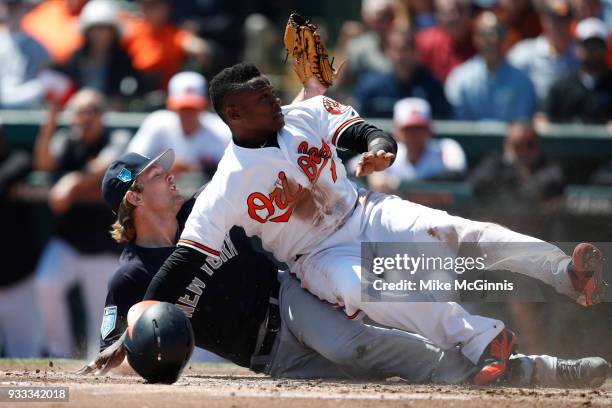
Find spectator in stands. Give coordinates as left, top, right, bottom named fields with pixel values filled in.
left=445, top=11, right=537, bottom=122
left=170, top=0, right=254, bottom=73
left=0, top=0, right=53, bottom=108
left=471, top=121, right=565, bottom=207
left=544, top=18, right=611, bottom=124
left=570, top=0, right=604, bottom=21
left=122, top=0, right=213, bottom=90
left=126, top=72, right=230, bottom=177
left=0, top=123, right=43, bottom=357
left=354, top=29, right=450, bottom=118
left=61, top=0, right=143, bottom=111
left=355, top=98, right=466, bottom=193
left=507, top=0, right=579, bottom=102
left=401, top=0, right=437, bottom=31
left=335, top=0, right=398, bottom=98
left=32, top=89, right=130, bottom=358
left=470, top=121, right=565, bottom=239
left=21, top=0, right=87, bottom=64
left=569, top=0, right=612, bottom=67
left=495, top=0, right=542, bottom=52
left=415, top=0, right=476, bottom=81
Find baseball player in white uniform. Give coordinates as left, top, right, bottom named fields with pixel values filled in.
left=175, top=63, right=606, bottom=385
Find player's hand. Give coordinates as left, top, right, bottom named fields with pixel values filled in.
left=76, top=331, right=127, bottom=376
left=293, top=53, right=329, bottom=100
left=354, top=150, right=395, bottom=177
left=295, top=55, right=346, bottom=98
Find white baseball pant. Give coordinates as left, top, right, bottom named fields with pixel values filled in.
left=291, top=191, right=575, bottom=364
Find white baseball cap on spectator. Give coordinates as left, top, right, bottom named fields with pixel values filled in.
left=362, top=0, right=397, bottom=16
left=79, top=0, right=122, bottom=35
left=166, top=72, right=208, bottom=111
left=393, top=97, right=432, bottom=128
left=576, top=18, right=608, bottom=43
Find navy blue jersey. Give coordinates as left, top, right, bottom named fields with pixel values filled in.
left=100, top=243, right=175, bottom=348
left=100, top=191, right=278, bottom=367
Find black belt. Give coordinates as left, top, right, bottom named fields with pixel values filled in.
left=258, top=300, right=280, bottom=356
left=250, top=291, right=281, bottom=373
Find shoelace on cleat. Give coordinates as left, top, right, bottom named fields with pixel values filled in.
left=557, top=360, right=581, bottom=382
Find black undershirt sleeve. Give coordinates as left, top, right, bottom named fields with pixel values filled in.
left=144, top=246, right=205, bottom=302
left=337, top=122, right=398, bottom=164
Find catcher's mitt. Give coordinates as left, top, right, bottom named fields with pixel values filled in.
left=284, top=13, right=336, bottom=88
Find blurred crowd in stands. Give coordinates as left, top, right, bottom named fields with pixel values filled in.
left=0, top=0, right=610, bottom=360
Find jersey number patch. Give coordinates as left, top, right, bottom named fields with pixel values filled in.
left=297, top=141, right=337, bottom=183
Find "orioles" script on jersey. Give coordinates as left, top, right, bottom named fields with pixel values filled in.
left=247, top=141, right=340, bottom=224
left=247, top=171, right=300, bottom=223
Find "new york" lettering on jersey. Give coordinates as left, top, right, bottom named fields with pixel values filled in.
left=175, top=234, right=239, bottom=318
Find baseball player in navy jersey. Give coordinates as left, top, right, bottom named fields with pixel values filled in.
left=167, top=62, right=606, bottom=384
left=79, top=148, right=609, bottom=387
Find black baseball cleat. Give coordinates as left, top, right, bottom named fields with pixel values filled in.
left=473, top=328, right=518, bottom=385
left=567, top=243, right=608, bottom=306
left=556, top=357, right=610, bottom=388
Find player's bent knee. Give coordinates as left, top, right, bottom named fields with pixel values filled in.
left=323, top=331, right=372, bottom=366
left=439, top=218, right=503, bottom=244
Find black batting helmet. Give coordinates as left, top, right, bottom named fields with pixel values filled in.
left=124, top=302, right=194, bottom=384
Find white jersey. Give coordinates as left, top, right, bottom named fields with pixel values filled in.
left=179, top=96, right=364, bottom=263
left=127, top=110, right=231, bottom=169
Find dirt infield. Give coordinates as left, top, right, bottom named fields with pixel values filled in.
left=1, top=360, right=610, bottom=408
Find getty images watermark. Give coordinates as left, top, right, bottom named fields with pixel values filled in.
left=360, top=242, right=611, bottom=302
left=370, top=252, right=510, bottom=291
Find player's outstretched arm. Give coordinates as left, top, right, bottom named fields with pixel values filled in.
left=76, top=330, right=127, bottom=375
left=143, top=246, right=207, bottom=303
left=285, top=13, right=340, bottom=103
left=284, top=14, right=396, bottom=176
left=291, top=59, right=329, bottom=103
left=337, top=122, right=397, bottom=177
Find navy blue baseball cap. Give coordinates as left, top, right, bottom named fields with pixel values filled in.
left=102, top=149, right=175, bottom=213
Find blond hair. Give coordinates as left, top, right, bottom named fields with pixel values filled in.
left=110, top=178, right=143, bottom=243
